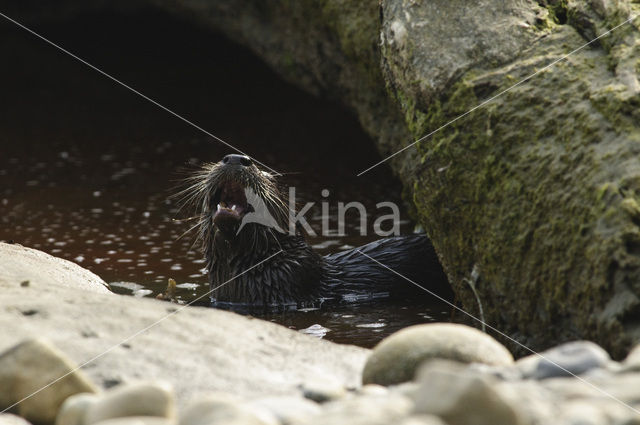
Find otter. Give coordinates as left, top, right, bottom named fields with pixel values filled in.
left=181, top=153, right=451, bottom=310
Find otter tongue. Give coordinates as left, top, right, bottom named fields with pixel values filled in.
left=216, top=202, right=242, bottom=215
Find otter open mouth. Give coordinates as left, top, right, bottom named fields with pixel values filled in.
left=212, top=181, right=252, bottom=229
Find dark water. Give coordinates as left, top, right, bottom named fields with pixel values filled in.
left=0, top=8, right=455, bottom=347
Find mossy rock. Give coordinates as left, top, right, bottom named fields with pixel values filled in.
left=382, top=0, right=640, bottom=357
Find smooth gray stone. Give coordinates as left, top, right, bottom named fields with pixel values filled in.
left=363, top=323, right=513, bottom=386
left=249, top=396, right=321, bottom=424
left=410, top=360, right=526, bottom=425
left=179, top=395, right=276, bottom=425
left=84, top=382, right=175, bottom=424
left=91, top=419, right=175, bottom=425
left=55, top=393, right=98, bottom=425
left=299, top=380, right=347, bottom=403
left=517, top=341, right=610, bottom=380
left=300, top=393, right=413, bottom=425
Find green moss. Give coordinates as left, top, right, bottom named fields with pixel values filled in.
left=534, top=3, right=562, bottom=30
left=397, top=24, right=640, bottom=357
left=318, top=0, right=381, bottom=84
left=281, top=52, right=295, bottom=71
left=545, top=0, right=568, bottom=25
left=596, top=183, right=615, bottom=202
left=393, top=89, right=431, bottom=139
left=622, top=197, right=640, bottom=218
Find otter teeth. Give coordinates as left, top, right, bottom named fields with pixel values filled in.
left=216, top=202, right=240, bottom=213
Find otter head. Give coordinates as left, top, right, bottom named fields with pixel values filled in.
left=198, top=154, right=289, bottom=245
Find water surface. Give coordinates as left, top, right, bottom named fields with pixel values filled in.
left=0, top=8, right=457, bottom=348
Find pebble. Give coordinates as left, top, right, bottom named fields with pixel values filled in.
left=467, top=362, right=522, bottom=381
left=540, top=376, right=604, bottom=399
left=555, top=399, right=633, bottom=425
left=356, top=384, right=389, bottom=397
left=516, top=341, right=611, bottom=380
left=249, top=396, right=321, bottom=424
left=299, top=380, right=347, bottom=403
left=300, top=393, right=413, bottom=425
left=1, top=327, right=638, bottom=425
left=389, top=382, right=421, bottom=398
left=398, top=416, right=447, bottom=425
left=84, top=382, right=175, bottom=424
left=362, top=323, right=513, bottom=386
left=495, top=379, right=560, bottom=424
left=56, top=393, right=98, bottom=425
left=91, top=419, right=176, bottom=425
left=179, top=394, right=277, bottom=425
left=584, top=372, right=640, bottom=405
left=410, top=360, right=526, bottom=425
left=622, top=343, right=640, bottom=371
left=0, top=414, right=33, bottom=425
left=0, top=339, right=97, bottom=425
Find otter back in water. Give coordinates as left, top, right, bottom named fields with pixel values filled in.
left=180, top=154, right=451, bottom=310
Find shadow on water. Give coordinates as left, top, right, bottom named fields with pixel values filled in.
left=0, top=7, right=460, bottom=348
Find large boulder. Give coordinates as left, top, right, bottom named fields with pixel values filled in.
left=381, top=0, right=640, bottom=357
left=0, top=243, right=110, bottom=294
left=0, top=246, right=368, bottom=409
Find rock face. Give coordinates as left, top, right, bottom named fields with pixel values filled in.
left=381, top=0, right=640, bottom=358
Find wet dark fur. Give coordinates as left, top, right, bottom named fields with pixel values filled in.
left=178, top=157, right=451, bottom=309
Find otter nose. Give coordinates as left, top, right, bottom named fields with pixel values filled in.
left=221, top=154, right=253, bottom=167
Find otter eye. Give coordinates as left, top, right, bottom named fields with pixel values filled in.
left=222, top=156, right=230, bottom=164
left=240, top=157, right=253, bottom=166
